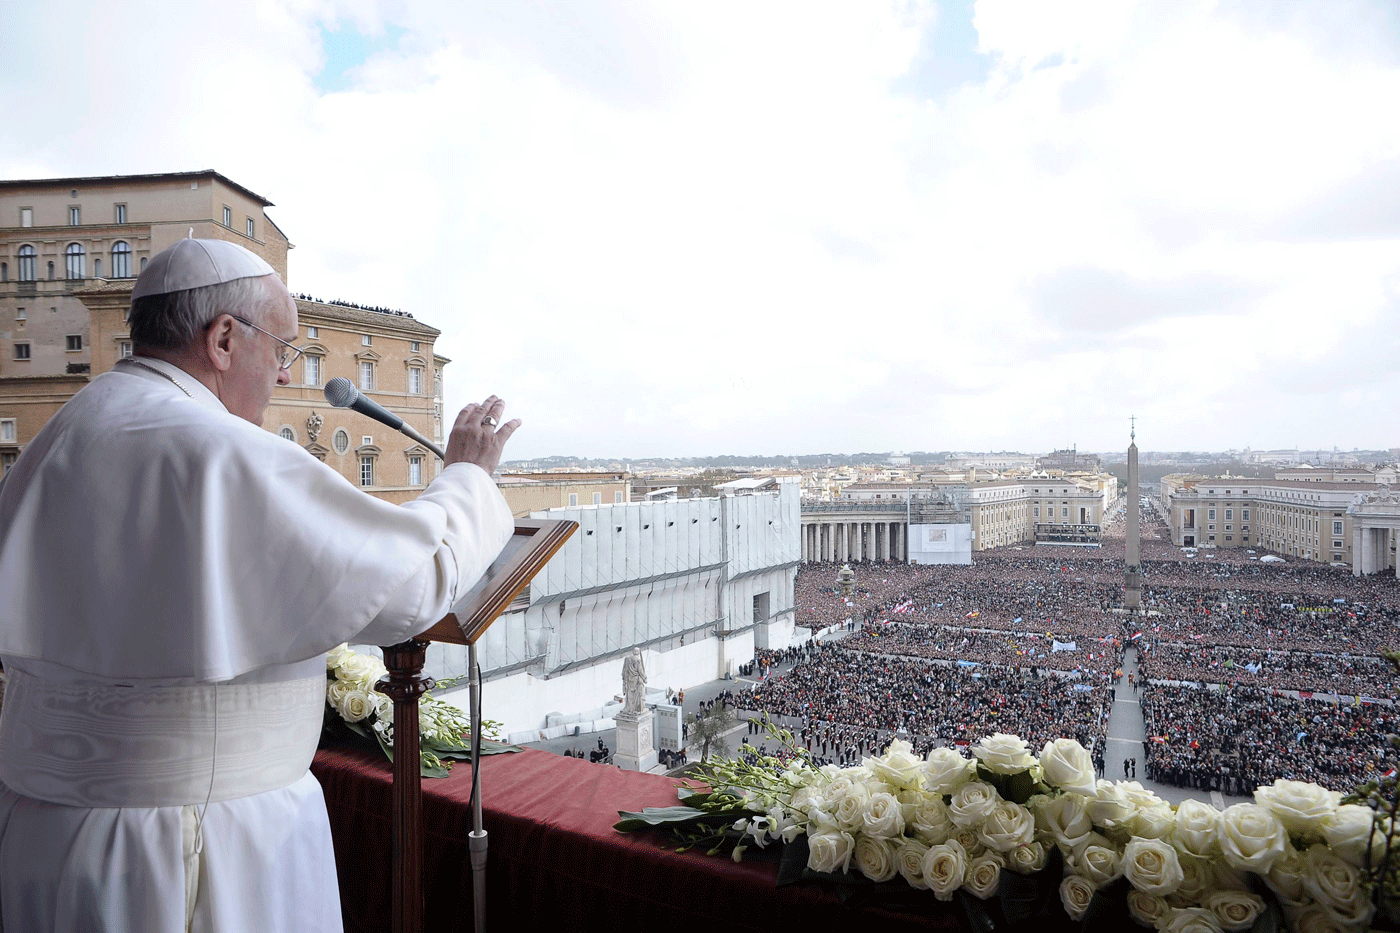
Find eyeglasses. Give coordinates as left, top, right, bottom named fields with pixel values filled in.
left=226, top=314, right=305, bottom=370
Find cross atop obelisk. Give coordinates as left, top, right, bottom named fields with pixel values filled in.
left=1124, top=417, right=1142, bottom=610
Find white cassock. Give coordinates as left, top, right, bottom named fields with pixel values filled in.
left=0, top=357, right=515, bottom=932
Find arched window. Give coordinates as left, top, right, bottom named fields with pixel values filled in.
left=111, top=241, right=131, bottom=279
left=17, top=245, right=35, bottom=282
left=65, top=243, right=85, bottom=280
left=278, top=426, right=296, bottom=442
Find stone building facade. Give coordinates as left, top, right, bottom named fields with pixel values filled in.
left=0, top=171, right=440, bottom=501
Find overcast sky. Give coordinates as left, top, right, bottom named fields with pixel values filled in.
left=3, top=0, right=1398, bottom=459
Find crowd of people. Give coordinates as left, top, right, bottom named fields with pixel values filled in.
left=1139, top=642, right=1396, bottom=697
left=774, top=508, right=1399, bottom=792
left=735, top=643, right=1113, bottom=766
left=1141, top=683, right=1397, bottom=793
left=291, top=293, right=414, bottom=318
left=843, top=622, right=1125, bottom=677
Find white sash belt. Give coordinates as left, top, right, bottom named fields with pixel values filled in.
left=0, top=669, right=325, bottom=808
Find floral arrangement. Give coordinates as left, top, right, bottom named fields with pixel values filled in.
left=617, top=725, right=1395, bottom=933
left=323, top=644, right=512, bottom=777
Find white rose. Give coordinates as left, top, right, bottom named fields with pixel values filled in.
left=326, top=644, right=355, bottom=670
left=334, top=650, right=384, bottom=685
left=1302, top=843, right=1374, bottom=927
left=1006, top=840, right=1049, bottom=874
left=1059, top=873, right=1098, bottom=920
left=896, top=838, right=931, bottom=889
left=965, top=852, right=1003, bottom=899
left=1086, top=780, right=1139, bottom=832
left=1131, top=804, right=1177, bottom=841
left=862, top=791, right=906, bottom=839
left=1321, top=804, right=1378, bottom=868
left=372, top=691, right=392, bottom=722
left=923, top=839, right=968, bottom=901
left=1174, top=799, right=1224, bottom=861
left=978, top=800, right=1035, bottom=853
left=1167, top=856, right=1211, bottom=908
left=953, top=825, right=987, bottom=858
left=1123, top=836, right=1184, bottom=896
left=972, top=733, right=1037, bottom=775
left=1127, top=889, right=1171, bottom=928
left=909, top=795, right=955, bottom=846
left=1033, top=792, right=1094, bottom=848
left=1217, top=803, right=1287, bottom=874
left=924, top=747, right=976, bottom=794
left=1069, top=832, right=1122, bottom=887
left=949, top=781, right=999, bottom=828
left=1039, top=738, right=1098, bottom=795
left=1289, top=903, right=1351, bottom=933
left=326, top=678, right=353, bottom=707
left=830, top=782, right=871, bottom=833
left=1254, top=779, right=1341, bottom=838
left=1204, top=858, right=1251, bottom=893
left=1160, top=906, right=1225, bottom=933
left=853, top=834, right=899, bottom=883
left=821, top=770, right=866, bottom=802
left=1120, top=781, right=1168, bottom=812
left=806, top=830, right=855, bottom=874
left=869, top=739, right=925, bottom=790
left=789, top=784, right=823, bottom=816
left=1203, top=890, right=1266, bottom=932
left=335, top=687, right=375, bottom=723
left=1263, top=841, right=1307, bottom=901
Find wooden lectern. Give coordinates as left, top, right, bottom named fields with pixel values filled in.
left=376, top=518, right=577, bottom=933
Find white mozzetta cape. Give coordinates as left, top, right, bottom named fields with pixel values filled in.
left=0, top=359, right=512, bottom=681
left=0, top=359, right=515, bottom=932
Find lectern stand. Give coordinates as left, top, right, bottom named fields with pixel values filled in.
left=376, top=518, right=577, bottom=933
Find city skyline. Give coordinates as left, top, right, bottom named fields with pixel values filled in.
left=2, top=1, right=1397, bottom=458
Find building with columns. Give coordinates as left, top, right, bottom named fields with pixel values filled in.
left=802, top=474, right=1115, bottom=561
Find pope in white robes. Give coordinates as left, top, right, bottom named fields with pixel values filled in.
left=0, top=238, right=521, bottom=932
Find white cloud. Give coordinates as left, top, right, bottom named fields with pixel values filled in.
left=2, top=0, right=1397, bottom=457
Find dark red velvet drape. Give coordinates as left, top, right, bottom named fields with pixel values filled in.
left=312, top=745, right=966, bottom=932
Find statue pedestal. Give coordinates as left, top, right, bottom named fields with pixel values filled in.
left=614, top=709, right=657, bottom=772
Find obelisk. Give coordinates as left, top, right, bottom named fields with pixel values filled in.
left=1124, top=419, right=1142, bottom=611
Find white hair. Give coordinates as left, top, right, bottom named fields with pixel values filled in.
left=127, top=274, right=279, bottom=351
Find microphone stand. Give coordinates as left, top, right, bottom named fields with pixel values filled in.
left=468, top=643, right=488, bottom=933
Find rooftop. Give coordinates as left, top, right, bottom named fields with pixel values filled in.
left=0, top=170, right=274, bottom=207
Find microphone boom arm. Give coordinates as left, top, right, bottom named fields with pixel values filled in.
left=324, top=377, right=448, bottom=461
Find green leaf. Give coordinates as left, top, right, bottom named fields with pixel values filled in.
left=1003, top=769, right=1036, bottom=805
left=999, top=863, right=1053, bottom=924
left=776, top=837, right=811, bottom=888
left=1250, top=891, right=1283, bottom=933
left=431, top=738, right=523, bottom=759
left=1080, top=878, right=1130, bottom=933
left=613, top=806, right=710, bottom=832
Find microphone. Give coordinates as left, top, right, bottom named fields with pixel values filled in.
left=324, top=377, right=447, bottom=461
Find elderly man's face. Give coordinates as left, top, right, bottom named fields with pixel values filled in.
left=224, top=277, right=297, bottom=426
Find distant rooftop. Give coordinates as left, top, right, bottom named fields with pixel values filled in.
left=0, top=170, right=274, bottom=207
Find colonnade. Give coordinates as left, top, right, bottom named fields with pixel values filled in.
left=801, top=520, right=906, bottom=563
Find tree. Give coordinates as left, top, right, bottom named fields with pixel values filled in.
left=687, top=705, right=737, bottom=762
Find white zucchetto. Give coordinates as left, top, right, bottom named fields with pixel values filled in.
left=131, top=237, right=276, bottom=300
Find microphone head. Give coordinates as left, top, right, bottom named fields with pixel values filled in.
left=324, top=377, right=359, bottom=408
